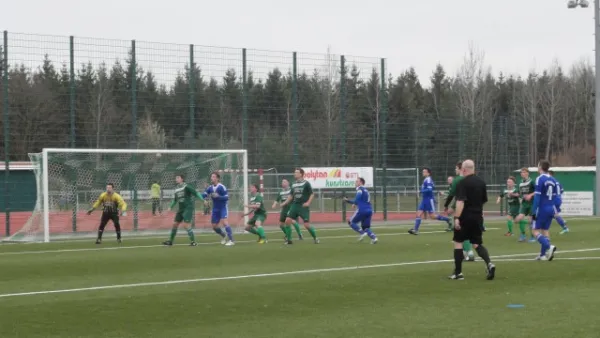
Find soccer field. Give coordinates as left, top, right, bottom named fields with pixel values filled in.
left=1, top=219, right=599, bottom=338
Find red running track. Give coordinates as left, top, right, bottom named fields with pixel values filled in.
left=0, top=211, right=415, bottom=237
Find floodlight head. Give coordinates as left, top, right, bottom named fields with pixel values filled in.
left=567, top=0, right=578, bottom=8
left=579, top=0, right=590, bottom=8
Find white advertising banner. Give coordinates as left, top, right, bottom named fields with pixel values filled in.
left=302, top=167, right=374, bottom=189
left=560, top=191, right=594, bottom=216
left=120, top=189, right=176, bottom=200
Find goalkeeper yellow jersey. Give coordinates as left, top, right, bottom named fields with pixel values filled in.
left=92, top=192, right=127, bottom=214
left=151, top=183, right=161, bottom=198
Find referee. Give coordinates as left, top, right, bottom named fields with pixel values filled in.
left=450, top=159, right=496, bottom=280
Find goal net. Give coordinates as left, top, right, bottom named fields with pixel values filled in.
left=4, top=148, right=249, bottom=242
left=374, top=168, right=419, bottom=212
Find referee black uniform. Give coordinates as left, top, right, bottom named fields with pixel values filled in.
left=451, top=171, right=496, bottom=280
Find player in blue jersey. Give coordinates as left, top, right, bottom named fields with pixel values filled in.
left=344, top=177, right=378, bottom=244
left=408, top=168, right=452, bottom=235
left=202, top=172, right=235, bottom=246
left=532, top=160, right=558, bottom=261
left=548, top=170, right=569, bottom=234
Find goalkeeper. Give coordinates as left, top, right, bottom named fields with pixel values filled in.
left=87, top=183, right=127, bottom=244
left=163, top=174, right=204, bottom=246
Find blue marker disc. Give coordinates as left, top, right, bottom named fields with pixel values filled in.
left=507, top=304, right=525, bottom=309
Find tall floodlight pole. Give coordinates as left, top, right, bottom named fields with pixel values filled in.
left=568, top=0, right=600, bottom=215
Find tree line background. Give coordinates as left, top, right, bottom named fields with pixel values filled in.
left=0, top=33, right=595, bottom=185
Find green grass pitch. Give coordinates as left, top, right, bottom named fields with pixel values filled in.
left=1, top=218, right=599, bottom=338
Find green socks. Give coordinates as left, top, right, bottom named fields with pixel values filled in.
left=169, top=226, right=178, bottom=242
left=463, top=240, right=472, bottom=252
left=507, top=220, right=513, bottom=233
left=293, top=222, right=302, bottom=237
left=284, top=225, right=293, bottom=240
left=185, top=227, right=195, bottom=242
left=307, top=225, right=317, bottom=239
left=519, top=219, right=527, bottom=235
left=247, top=227, right=258, bottom=235
left=256, top=226, right=266, bottom=240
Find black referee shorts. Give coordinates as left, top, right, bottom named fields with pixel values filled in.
left=452, top=213, right=483, bottom=245
left=100, top=212, right=120, bottom=227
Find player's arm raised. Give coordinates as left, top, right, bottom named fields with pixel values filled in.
left=87, top=192, right=105, bottom=215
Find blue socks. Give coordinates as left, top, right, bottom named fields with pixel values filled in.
left=414, top=217, right=422, bottom=231
left=555, top=216, right=567, bottom=230
left=214, top=227, right=225, bottom=237
left=414, top=215, right=448, bottom=231
left=224, top=224, right=234, bottom=241
left=437, top=215, right=450, bottom=222
left=364, top=228, right=377, bottom=239
left=536, top=233, right=551, bottom=256
left=348, top=221, right=364, bottom=234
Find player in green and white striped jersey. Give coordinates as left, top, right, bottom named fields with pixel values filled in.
left=272, top=178, right=303, bottom=241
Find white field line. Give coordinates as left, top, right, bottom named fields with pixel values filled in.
left=0, top=246, right=597, bottom=299
left=0, top=228, right=497, bottom=256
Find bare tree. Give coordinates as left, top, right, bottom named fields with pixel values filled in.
left=137, top=112, right=167, bottom=149
left=539, top=61, right=567, bottom=160
left=84, top=63, right=117, bottom=149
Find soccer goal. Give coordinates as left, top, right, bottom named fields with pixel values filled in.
left=4, top=148, right=250, bottom=242
left=374, top=167, right=419, bottom=212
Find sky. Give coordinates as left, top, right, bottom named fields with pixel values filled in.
left=2, top=0, right=597, bottom=86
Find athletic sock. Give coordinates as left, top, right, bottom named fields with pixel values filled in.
left=507, top=219, right=513, bottom=233
left=214, top=227, right=225, bottom=238
left=518, top=220, right=527, bottom=235
left=414, top=217, right=422, bottom=231
left=284, top=225, right=293, bottom=240
left=437, top=215, right=450, bottom=222
left=307, top=225, right=317, bottom=239
left=293, top=222, right=302, bottom=237
left=555, top=216, right=567, bottom=229
left=536, top=233, right=550, bottom=255
left=256, top=226, right=266, bottom=240
left=365, top=228, right=376, bottom=239
left=279, top=224, right=286, bottom=237
left=184, top=227, right=195, bottom=242
left=475, top=245, right=491, bottom=265
left=169, top=226, right=178, bottom=242
left=224, top=225, right=234, bottom=241
left=454, top=248, right=463, bottom=275
left=349, top=221, right=364, bottom=234
left=247, top=227, right=258, bottom=235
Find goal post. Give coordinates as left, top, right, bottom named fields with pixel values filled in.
left=6, top=148, right=249, bottom=243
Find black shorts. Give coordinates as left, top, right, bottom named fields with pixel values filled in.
left=452, top=213, right=483, bottom=245
left=100, top=212, right=120, bottom=227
